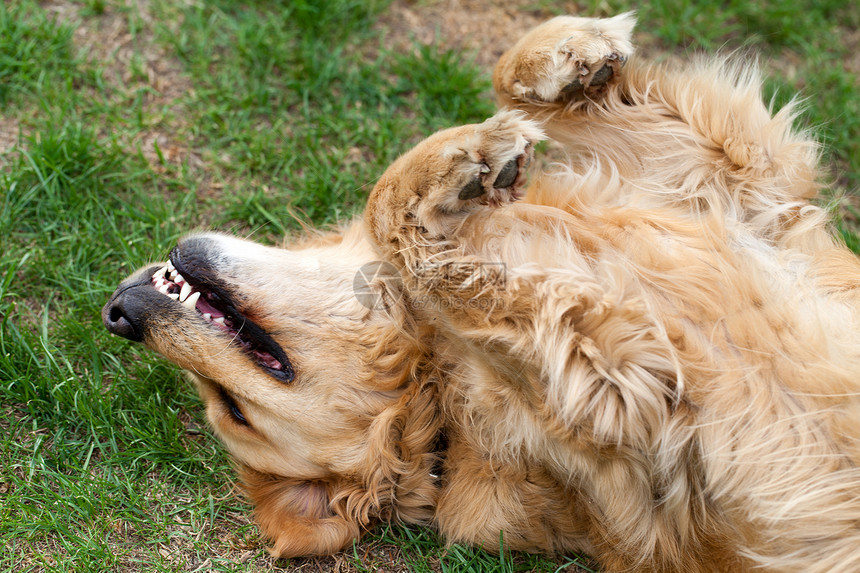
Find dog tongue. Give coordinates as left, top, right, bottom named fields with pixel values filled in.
left=255, top=351, right=283, bottom=370
left=196, top=297, right=224, bottom=318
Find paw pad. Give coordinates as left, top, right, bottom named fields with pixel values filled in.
left=561, top=54, right=625, bottom=99
left=457, top=156, right=526, bottom=202
left=458, top=178, right=485, bottom=200
left=493, top=159, right=519, bottom=189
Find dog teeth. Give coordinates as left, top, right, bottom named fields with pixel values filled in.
left=179, top=281, right=192, bottom=302
left=182, top=291, right=201, bottom=310
left=151, top=261, right=221, bottom=324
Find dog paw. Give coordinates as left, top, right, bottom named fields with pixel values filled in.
left=494, top=13, right=635, bottom=103
left=367, top=111, right=545, bottom=245
left=439, top=110, right=544, bottom=212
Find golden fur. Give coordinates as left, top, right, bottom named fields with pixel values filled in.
left=104, top=14, right=860, bottom=572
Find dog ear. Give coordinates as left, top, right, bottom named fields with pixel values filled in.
left=354, top=374, right=441, bottom=525
left=237, top=466, right=361, bottom=557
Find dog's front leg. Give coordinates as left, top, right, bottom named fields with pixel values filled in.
left=365, top=110, right=545, bottom=316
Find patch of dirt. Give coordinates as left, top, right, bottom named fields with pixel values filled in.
left=40, top=0, right=198, bottom=173
left=377, top=0, right=583, bottom=70
left=377, top=0, right=546, bottom=70
left=0, top=116, right=22, bottom=158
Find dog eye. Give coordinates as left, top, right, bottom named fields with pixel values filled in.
left=218, top=387, right=248, bottom=426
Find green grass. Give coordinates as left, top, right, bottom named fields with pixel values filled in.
left=0, top=2, right=77, bottom=105
left=0, top=0, right=857, bottom=571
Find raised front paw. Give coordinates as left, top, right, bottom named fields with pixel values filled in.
left=367, top=110, right=545, bottom=243
left=494, top=13, right=635, bottom=103
left=441, top=110, right=544, bottom=211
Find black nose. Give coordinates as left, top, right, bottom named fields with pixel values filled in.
left=102, top=297, right=142, bottom=341
left=102, top=265, right=164, bottom=343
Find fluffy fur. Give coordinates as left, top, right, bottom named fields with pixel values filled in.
left=104, top=14, right=860, bottom=572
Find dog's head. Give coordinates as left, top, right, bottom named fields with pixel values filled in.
left=103, top=225, right=440, bottom=556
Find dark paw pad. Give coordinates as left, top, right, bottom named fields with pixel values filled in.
left=561, top=55, right=625, bottom=99
left=493, top=159, right=519, bottom=189
left=590, top=64, right=614, bottom=86
left=562, top=64, right=613, bottom=94
left=458, top=178, right=485, bottom=200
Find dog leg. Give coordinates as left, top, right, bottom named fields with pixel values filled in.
left=366, top=109, right=543, bottom=258
left=365, top=110, right=567, bottom=376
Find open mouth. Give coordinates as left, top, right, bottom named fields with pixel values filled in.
left=150, top=258, right=295, bottom=383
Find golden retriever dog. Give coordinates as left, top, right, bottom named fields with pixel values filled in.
left=103, top=13, right=860, bottom=572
